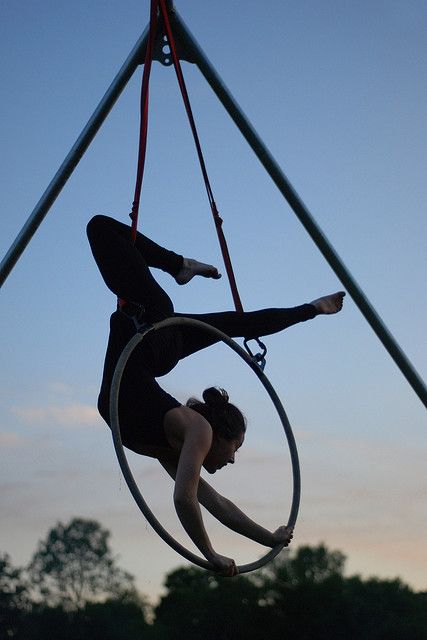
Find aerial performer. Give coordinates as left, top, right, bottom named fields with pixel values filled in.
left=87, top=214, right=345, bottom=577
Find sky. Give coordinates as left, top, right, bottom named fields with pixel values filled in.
left=1, top=0, right=426, bottom=604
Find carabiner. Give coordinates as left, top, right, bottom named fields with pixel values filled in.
left=243, top=337, right=268, bottom=371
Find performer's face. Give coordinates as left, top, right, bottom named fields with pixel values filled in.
left=203, top=431, right=244, bottom=474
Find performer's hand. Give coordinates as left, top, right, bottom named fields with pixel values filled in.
left=209, top=552, right=239, bottom=577
left=271, top=525, right=294, bottom=547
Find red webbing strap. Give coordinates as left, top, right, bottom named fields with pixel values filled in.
left=158, top=0, right=244, bottom=313
left=119, top=0, right=159, bottom=309
left=130, top=0, right=159, bottom=244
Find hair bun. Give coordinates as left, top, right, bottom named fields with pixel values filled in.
left=202, top=387, right=229, bottom=408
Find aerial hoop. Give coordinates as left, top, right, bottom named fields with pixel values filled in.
left=109, top=316, right=301, bottom=574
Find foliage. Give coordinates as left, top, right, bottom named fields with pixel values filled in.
left=154, top=566, right=264, bottom=640
left=257, top=543, right=346, bottom=596
left=0, top=553, right=30, bottom=638
left=341, top=576, right=427, bottom=640
left=155, top=544, right=427, bottom=640
left=27, top=518, right=136, bottom=611
left=2, top=524, right=427, bottom=639
left=254, top=545, right=427, bottom=640
left=78, top=599, right=152, bottom=639
left=16, top=600, right=151, bottom=640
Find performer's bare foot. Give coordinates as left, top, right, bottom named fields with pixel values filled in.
left=175, top=258, right=222, bottom=285
left=310, top=291, right=346, bottom=314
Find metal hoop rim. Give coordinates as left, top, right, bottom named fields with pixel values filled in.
left=109, top=315, right=300, bottom=574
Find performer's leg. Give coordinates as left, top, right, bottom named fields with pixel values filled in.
left=177, top=305, right=318, bottom=359
left=87, top=214, right=178, bottom=316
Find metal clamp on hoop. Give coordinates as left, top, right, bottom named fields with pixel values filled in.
left=243, top=337, right=267, bottom=370
left=119, top=301, right=150, bottom=332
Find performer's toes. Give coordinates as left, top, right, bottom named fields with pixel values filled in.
left=310, top=291, right=346, bottom=314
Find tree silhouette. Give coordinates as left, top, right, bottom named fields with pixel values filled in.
left=341, top=576, right=427, bottom=639
left=3, top=529, right=427, bottom=639
left=0, top=553, right=30, bottom=638
left=28, top=518, right=136, bottom=611
left=155, top=545, right=427, bottom=640
left=154, top=566, right=266, bottom=640
left=259, top=543, right=346, bottom=590
left=254, top=544, right=427, bottom=640
left=77, top=598, right=152, bottom=639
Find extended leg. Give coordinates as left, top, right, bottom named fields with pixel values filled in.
left=177, top=305, right=318, bottom=358
left=177, top=292, right=345, bottom=358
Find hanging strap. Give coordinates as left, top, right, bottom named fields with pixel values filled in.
left=158, top=0, right=243, bottom=312
left=127, top=1, right=267, bottom=365
left=129, top=0, right=243, bottom=312
left=118, top=0, right=158, bottom=310
left=129, top=0, right=159, bottom=244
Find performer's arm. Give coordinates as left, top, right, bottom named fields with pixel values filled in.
left=160, top=459, right=293, bottom=548
left=163, top=412, right=238, bottom=576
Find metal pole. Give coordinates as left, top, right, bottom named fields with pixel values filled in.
left=0, top=27, right=149, bottom=288
left=169, top=9, right=427, bottom=409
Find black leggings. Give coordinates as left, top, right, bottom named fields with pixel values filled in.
left=87, top=215, right=318, bottom=452
left=86, top=214, right=317, bottom=360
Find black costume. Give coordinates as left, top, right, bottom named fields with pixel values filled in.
left=87, top=215, right=317, bottom=454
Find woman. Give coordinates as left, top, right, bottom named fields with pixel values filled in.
left=87, top=214, right=345, bottom=576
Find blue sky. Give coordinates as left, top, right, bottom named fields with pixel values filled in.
left=1, top=1, right=426, bottom=602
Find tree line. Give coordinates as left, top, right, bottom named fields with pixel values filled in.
left=1, top=518, right=426, bottom=639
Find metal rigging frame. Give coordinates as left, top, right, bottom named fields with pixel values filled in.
left=0, top=1, right=425, bottom=408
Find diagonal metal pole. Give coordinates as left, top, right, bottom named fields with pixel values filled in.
left=167, top=6, right=427, bottom=409
left=0, top=26, right=150, bottom=289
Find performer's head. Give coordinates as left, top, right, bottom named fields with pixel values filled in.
left=187, top=387, right=246, bottom=473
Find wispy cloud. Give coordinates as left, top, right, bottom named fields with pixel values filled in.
left=0, top=432, right=29, bottom=448
left=11, top=403, right=101, bottom=427
left=46, top=381, right=74, bottom=396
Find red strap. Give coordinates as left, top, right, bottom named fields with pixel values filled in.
left=119, top=0, right=159, bottom=309
left=130, top=0, right=159, bottom=244
left=158, top=0, right=243, bottom=312
left=129, top=0, right=243, bottom=313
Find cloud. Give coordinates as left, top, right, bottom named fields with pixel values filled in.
left=46, top=381, right=74, bottom=396
left=0, top=432, right=28, bottom=448
left=10, top=403, right=101, bottom=427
